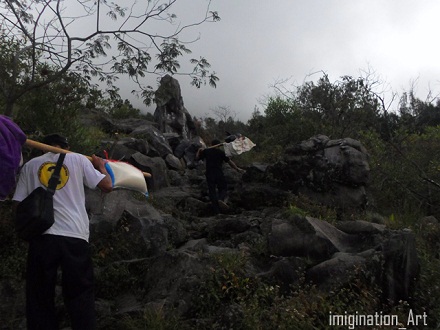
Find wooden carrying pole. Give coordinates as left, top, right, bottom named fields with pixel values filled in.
left=206, top=143, right=225, bottom=149
left=25, top=139, right=152, bottom=178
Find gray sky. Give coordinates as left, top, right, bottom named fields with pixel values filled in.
left=129, top=0, right=440, bottom=122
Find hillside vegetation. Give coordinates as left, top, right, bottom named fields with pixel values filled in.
left=2, top=72, right=440, bottom=329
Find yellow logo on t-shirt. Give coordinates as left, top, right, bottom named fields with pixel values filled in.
left=38, top=162, right=69, bottom=189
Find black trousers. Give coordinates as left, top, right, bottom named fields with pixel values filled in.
left=26, top=235, right=96, bottom=330
left=206, top=172, right=227, bottom=213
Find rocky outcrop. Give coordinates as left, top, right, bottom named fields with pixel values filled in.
left=153, top=74, right=197, bottom=139
left=78, top=149, right=418, bottom=321
left=80, top=117, right=416, bottom=311
left=268, top=135, right=370, bottom=212
left=1, top=130, right=421, bottom=328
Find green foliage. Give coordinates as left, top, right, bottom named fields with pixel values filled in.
left=198, top=112, right=250, bottom=149
left=0, top=1, right=220, bottom=115
left=248, top=97, right=314, bottom=153
left=405, top=224, right=440, bottom=328
left=186, top=249, right=393, bottom=330
left=0, top=203, right=27, bottom=329
left=0, top=37, right=36, bottom=86
left=286, top=194, right=340, bottom=222
left=295, top=74, right=382, bottom=139
left=105, top=99, right=142, bottom=119
left=0, top=204, right=27, bottom=279
left=246, top=74, right=388, bottom=163
left=97, top=307, right=181, bottom=330
left=92, top=215, right=149, bottom=300
left=360, top=126, right=440, bottom=219
left=13, top=72, right=107, bottom=155
left=190, top=252, right=264, bottom=319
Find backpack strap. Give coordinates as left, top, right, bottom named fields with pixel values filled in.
left=47, top=153, right=66, bottom=195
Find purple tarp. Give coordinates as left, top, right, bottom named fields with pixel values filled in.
left=0, top=115, right=26, bottom=200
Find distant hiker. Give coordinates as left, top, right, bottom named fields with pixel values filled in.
left=196, top=139, right=245, bottom=214
left=0, top=115, right=26, bottom=201
left=13, top=133, right=113, bottom=330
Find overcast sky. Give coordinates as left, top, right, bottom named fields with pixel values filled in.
left=131, top=0, right=440, bottom=122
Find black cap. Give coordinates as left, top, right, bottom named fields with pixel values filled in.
left=42, top=133, right=69, bottom=148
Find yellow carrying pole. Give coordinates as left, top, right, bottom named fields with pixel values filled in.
left=206, top=143, right=225, bottom=149
left=24, top=139, right=152, bottom=178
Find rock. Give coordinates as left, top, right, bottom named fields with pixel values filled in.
left=336, top=220, right=386, bottom=234
left=268, top=215, right=356, bottom=260
left=381, top=230, right=420, bottom=304
left=115, top=293, right=143, bottom=315
left=417, top=215, right=439, bottom=230
left=173, top=139, right=191, bottom=158
left=257, top=257, right=306, bottom=293
left=306, top=252, right=369, bottom=290
left=177, top=196, right=211, bottom=217
left=242, top=163, right=268, bottom=183
left=141, top=251, right=208, bottom=315
left=178, top=238, right=208, bottom=253
left=153, top=74, right=197, bottom=139
left=207, top=218, right=252, bottom=240
left=269, top=135, right=370, bottom=211
left=162, top=214, right=188, bottom=248
left=130, top=153, right=170, bottom=191
left=130, top=125, right=173, bottom=157
left=165, top=154, right=183, bottom=171
left=167, top=169, right=189, bottom=187
left=98, top=117, right=157, bottom=135
left=86, top=189, right=153, bottom=227
left=183, top=139, right=204, bottom=169
left=230, top=183, right=292, bottom=210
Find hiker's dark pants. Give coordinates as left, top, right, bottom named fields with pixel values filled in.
left=26, top=235, right=96, bottom=330
left=206, top=171, right=227, bottom=213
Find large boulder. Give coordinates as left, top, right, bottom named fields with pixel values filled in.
left=130, top=153, right=170, bottom=191
left=265, top=215, right=419, bottom=303
left=130, top=125, right=173, bottom=158
left=229, top=183, right=292, bottom=210
left=269, top=135, right=370, bottom=212
left=153, top=74, right=197, bottom=139
left=174, top=137, right=205, bottom=169
left=268, top=215, right=356, bottom=260
left=165, top=154, right=184, bottom=171
left=306, top=251, right=373, bottom=290
left=97, top=117, right=157, bottom=135
left=99, top=137, right=150, bottom=161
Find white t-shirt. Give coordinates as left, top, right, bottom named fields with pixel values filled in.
left=13, top=152, right=105, bottom=242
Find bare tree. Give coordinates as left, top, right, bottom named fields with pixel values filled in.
left=358, top=64, right=396, bottom=113
left=0, top=0, right=220, bottom=116
left=211, top=105, right=236, bottom=123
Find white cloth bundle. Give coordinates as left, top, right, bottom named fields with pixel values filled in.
left=223, top=137, right=256, bottom=157
left=105, top=161, right=148, bottom=197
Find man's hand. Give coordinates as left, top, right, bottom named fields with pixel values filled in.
left=91, top=155, right=106, bottom=171
left=91, top=155, right=113, bottom=193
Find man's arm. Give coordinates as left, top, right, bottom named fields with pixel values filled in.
left=91, top=155, right=113, bottom=193
left=195, top=148, right=204, bottom=161
left=228, top=159, right=245, bottom=174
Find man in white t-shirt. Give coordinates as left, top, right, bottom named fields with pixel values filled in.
left=13, top=133, right=112, bottom=330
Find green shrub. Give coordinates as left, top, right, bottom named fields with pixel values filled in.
left=0, top=203, right=27, bottom=329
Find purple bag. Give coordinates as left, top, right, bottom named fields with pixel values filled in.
left=0, top=115, right=26, bottom=200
